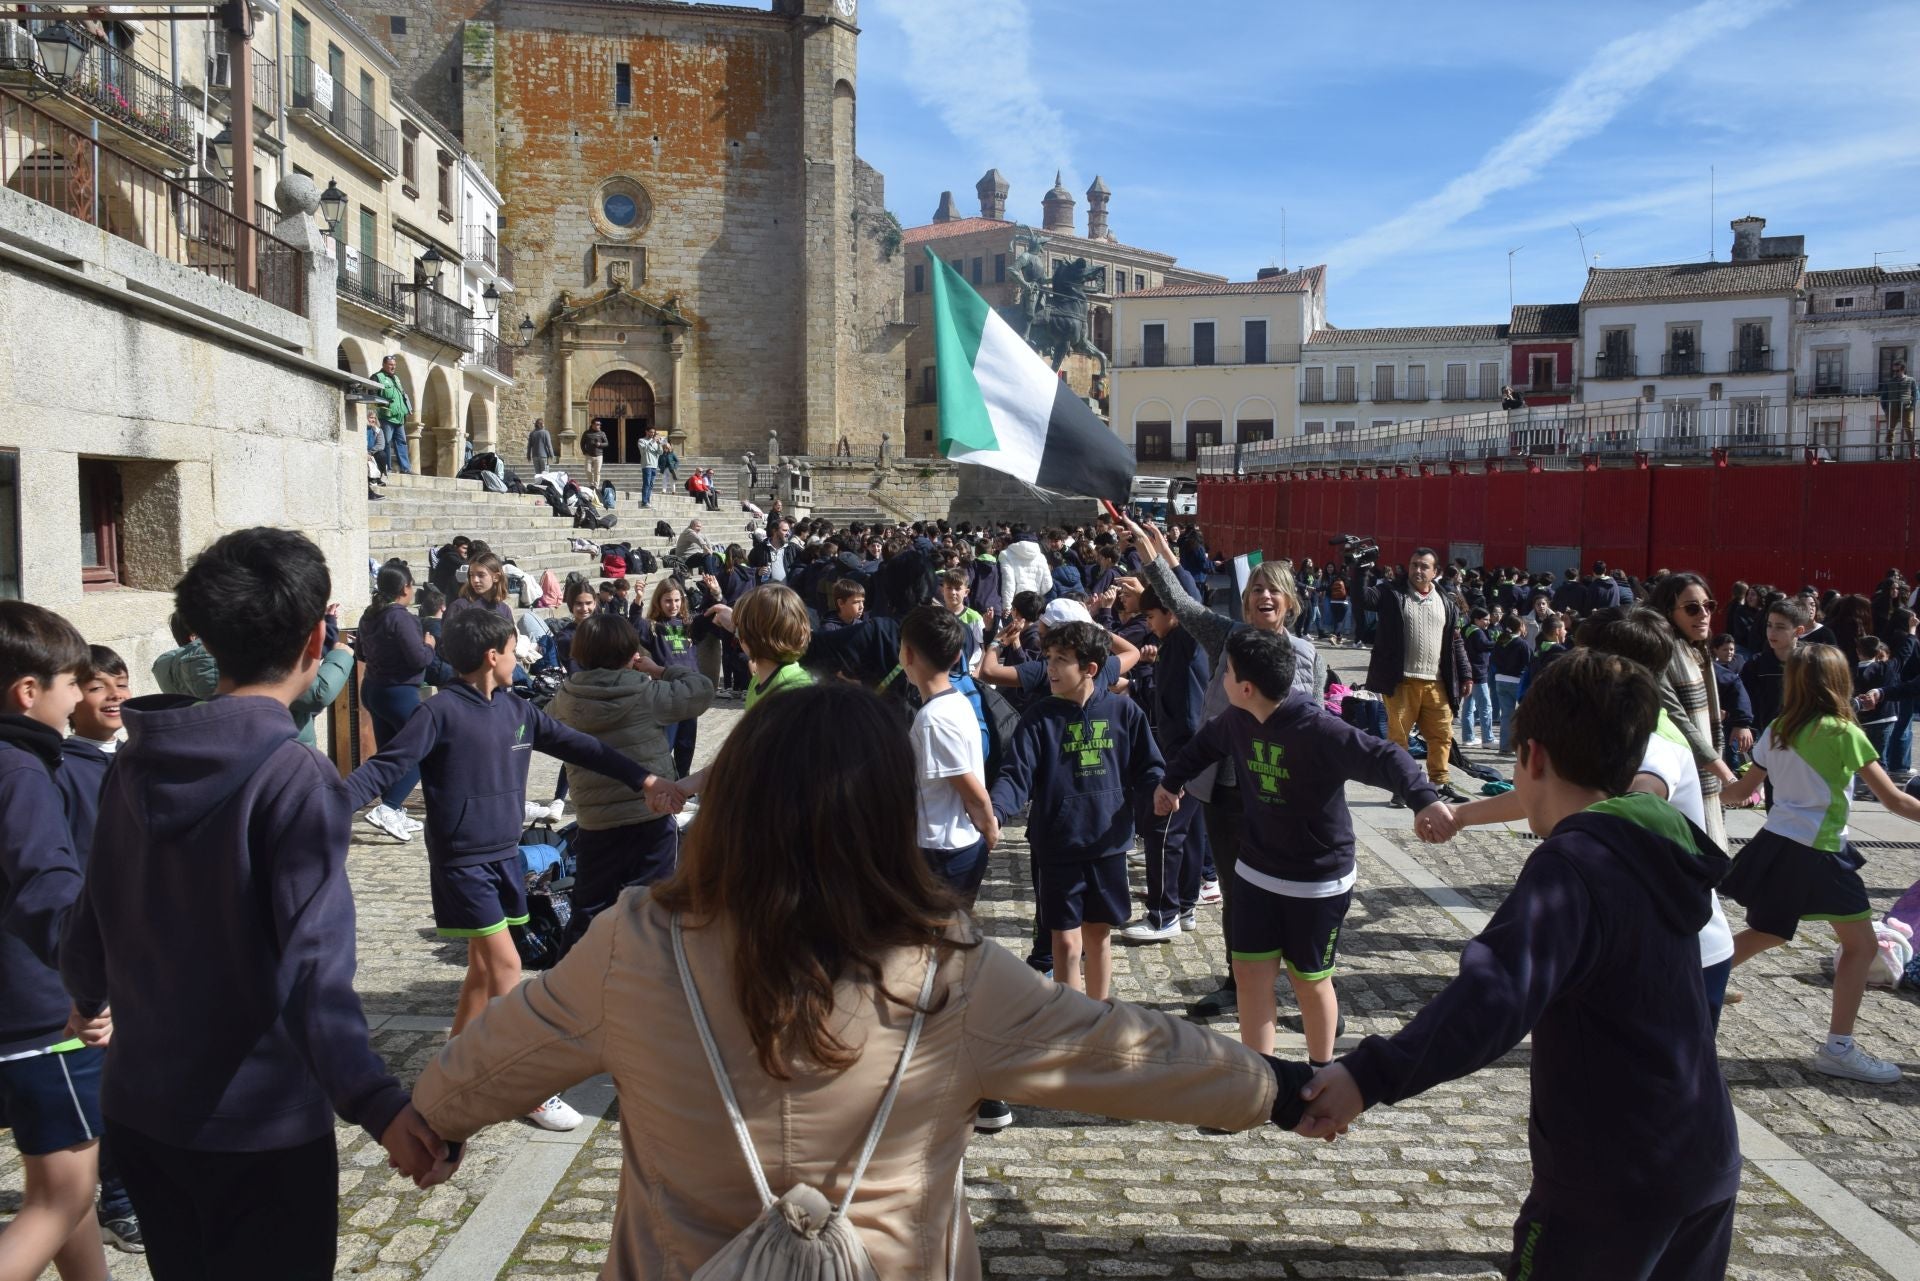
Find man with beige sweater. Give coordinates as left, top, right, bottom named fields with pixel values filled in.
left=1358, top=547, right=1473, bottom=804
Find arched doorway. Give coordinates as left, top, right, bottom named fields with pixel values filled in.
left=587, top=371, right=656, bottom=463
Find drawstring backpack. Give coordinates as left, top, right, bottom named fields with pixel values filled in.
left=672, top=914, right=961, bottom=1281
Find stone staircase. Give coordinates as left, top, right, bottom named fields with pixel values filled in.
left=367, top=471, right=731, bottom=612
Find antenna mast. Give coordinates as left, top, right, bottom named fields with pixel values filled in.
left=1709, top=165, right=1715, bottom=260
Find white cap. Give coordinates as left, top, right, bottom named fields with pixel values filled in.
left=1039, top=599, right=1093, bottom=627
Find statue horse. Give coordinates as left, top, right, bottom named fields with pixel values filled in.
left=1024, top=258, right=1109, bottom=376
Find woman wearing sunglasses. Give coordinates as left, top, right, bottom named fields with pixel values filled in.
left=1650, top=571, right=1737, bottom=848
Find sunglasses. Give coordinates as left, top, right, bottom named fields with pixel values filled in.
left=1679, top=599, right=1717, bottom=618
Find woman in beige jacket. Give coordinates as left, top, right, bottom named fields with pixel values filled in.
left=413, top=683, right=1300, bottom=1280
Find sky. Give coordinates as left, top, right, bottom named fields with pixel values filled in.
left=841, top=0, right=1920, bottom=328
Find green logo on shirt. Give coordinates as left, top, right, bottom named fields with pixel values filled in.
left=1062, top=720, right=1114, bottom=772
left=1245, top=740, right=1290, bottom=797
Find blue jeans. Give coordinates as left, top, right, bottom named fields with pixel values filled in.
left=1493, top=678, right=1522, bottom=751
left=1887, top=706, right=1913, bottom=774
left=360, top=682, right=422, bottom=808
left=1462, top=679, right=1494, bottom=743
left=382, top=422, right=411, bottom=474
left=641, top=466, right=657, bottom=506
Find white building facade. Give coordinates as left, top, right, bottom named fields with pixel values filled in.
left=1299, top=325, right=1510, bottom=436
left=1792, top=266, right=1919, bottom=458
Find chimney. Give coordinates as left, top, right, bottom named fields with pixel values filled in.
left=1256, top=266, right=1285, bottom=280
left=1085, top=175, right=1111, bottom=241
left=975, top=168, right=1008, bottom=220
left=1042, top=171, right=1075, bottom=234
left=932, top=191, right=959, bottom=223
left=1730, top=215, right=1765, bottom=262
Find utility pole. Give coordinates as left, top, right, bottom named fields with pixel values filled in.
left=1507, top=246, right=1522, bottom=313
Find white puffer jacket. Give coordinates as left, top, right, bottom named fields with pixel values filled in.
left=997, top=538, right=1051, bottom=607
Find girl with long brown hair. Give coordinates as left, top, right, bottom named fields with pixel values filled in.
left=410, top=683, right=1299, bottom=1278
left=1719, top=644, right=1920, bottom=1085
left=446, top=551, right=512, bottom=623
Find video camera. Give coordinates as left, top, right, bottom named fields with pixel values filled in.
left=1329, top=533, right=1380, bottom=571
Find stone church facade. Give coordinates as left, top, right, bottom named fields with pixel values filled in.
left=342, top=0, right=905, bottom=464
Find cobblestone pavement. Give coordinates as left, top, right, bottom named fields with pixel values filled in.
left=8, top=675, right=1919, bottom=1279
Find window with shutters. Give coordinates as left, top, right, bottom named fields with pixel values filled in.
left=1334, top=420, right=1356, bottom=433
left=1813, top=347, right=1846, bottom=394
left=1334, top=366, right=1356, bottom=401
left=400, top=122, right=419, bottom=190
left=1193, top=322, right=1215, bottom=366
left=1304, top=420, right=1326, bottom=435
left=1444, top=363, right=1468, bottom=399
left=1530, top=354, right=1555, bottom=390
left=1136, top=421, right=1172, bottom=461
left=1237, top=419, right=1273, bottom=443
left=994, top=254, right=1006, bottom=283
left=1303, top=367, right=1325, bottom=403
left=970, top=257, right=982, bottom=285
left=920, top=365, right=936, bottom=404
left=1477, top=361, right=1500, bottom=399
left=1186, top=420, right=1222, bottom=460
left=912, top=263, right=924, bottom=293
left=1405, top=365, right=1427, bottom=400
left=1372, top=364, right=1395, bottom=402
left=1143, top=324, right=1165, bottom=367
left=1887, top=290, right=1906, bottom=310
left=1244, top=320, right=1267, bottom=364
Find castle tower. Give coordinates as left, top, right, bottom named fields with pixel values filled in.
left=790, top=0, right=860, bottom=453
left=977, top=168, right=1008, bottom=220
left=932, top=191, right=960, bottom=223
left=1085, top=175, right=1111, bottom=241
left=1041, top=171, right=1075, bottom=234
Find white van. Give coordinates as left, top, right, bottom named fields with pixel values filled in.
left=1129, top=475, right=1197, bottom=521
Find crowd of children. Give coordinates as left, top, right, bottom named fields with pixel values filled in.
left=4, top=504, right=1919, bottom=1281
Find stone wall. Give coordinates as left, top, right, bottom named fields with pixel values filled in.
left=947, top=467, right=1102, bottom=530
left=0, top=184, right=365, bottom=705
left=840, top=158, right=909, bottom=457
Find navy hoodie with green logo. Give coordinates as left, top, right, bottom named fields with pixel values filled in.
left=0, top=716, right=84, bottom=1059
left=60, top=695, right=409, bottom=1151
left=1162, top=696, right=1438, bottom=885
left=989, top=689, right=1164, bottom=863
left=1338, top=793, right=1739, bottom=1217
left=346, top=681, right=651, bottom=866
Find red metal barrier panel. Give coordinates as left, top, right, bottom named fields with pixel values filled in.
left=1386, top=475, right=1420, bottom=565
left=1524, top=471, right=1584, bottom=549
left=1272, top=477, right=1292, bottom=551
left=1647, top=468, right=1716, bottom=579
left=1801, top=461, right=1911, bottom=593
left=1580, top=468, right=1652, bottom=579
left=1486, top=472, right=1529, bottom=567
left=1255, top=477, right=1280, bottom=550
left=1710, top=465, right=1807, bottom=593
left=1352, top=480, right=1380, bottom=550
left=1422, top=474, right=1452, bottom=558
left=1450, top=472, right=1489, bottom=545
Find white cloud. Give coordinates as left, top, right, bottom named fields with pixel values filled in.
left=867, top=0, right=1071, bottom=206
left=1323, top=0, right=1795, bottom=275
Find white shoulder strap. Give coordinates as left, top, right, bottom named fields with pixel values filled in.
left=671, top=913, right=939, bottom=1221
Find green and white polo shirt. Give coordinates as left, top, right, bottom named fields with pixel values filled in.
left=1753, top=716, right=1878, bottom=853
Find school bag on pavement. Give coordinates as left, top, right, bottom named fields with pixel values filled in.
left=655, top=519, right=675, bottom=539
left=672, top=915, right=960, bottom=1281
left=513, top=822, right=576, bottom=970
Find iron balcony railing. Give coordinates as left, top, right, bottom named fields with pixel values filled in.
left=250, top=50, right=280, bottom=118
left=1727, top=349, right=1777, bottom=374
left=1803, top=374, right=1909, bottom=399
left=466, top=323, right=512, bottom=377
left=287, top=57, right=396, bottom=171
left=1, top=86, right=302, bottom=313
left=1119, top=343, right=1279, bottom=368
left=474, top=225, right=497, bottom=270
left=1661, top=351, right=1701, bottom=376
left=0, top=17, right=191, bottom=154
left=405, top=283, right=473, bottom=348
left=334, top=248, right=409, bottom=322
left=1594, top=352, right=1637, bottom=379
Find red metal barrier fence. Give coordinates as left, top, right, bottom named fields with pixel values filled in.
left=1198, top=461, right=1919, bottom=592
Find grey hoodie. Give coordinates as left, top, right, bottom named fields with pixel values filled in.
left=547, top=667, right=713, bottom=830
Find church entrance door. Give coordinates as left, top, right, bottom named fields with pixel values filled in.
left=586, top=371, right=656, bottom=463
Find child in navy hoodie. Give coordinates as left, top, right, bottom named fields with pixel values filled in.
left=0, top=602, right=109, bottom=1281
left=989, top=621, right=1164, bottom=1001
left=60, top=529, right=449, bottom=1281
left=1296, top=651, right=1740, bottom=1281
left=1156, top=628, right=1444, bottom=1065
left=346, top=608, right=664, bottom=1131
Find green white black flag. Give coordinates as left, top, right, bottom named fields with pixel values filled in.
left=926, top=249, right=1134, bottom=502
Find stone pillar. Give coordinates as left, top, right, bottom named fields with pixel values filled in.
left=405, top=416, right=427, bottom=474
left=554, top=346, right=577, bottom=455
left=667, top=343, right=686, bottom=452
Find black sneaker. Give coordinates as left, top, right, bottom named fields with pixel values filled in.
left=1284, top=1013, right=1348, bottom=1038
left=974, top=1099, right=1014, bottom=1132
left=1188, top=983, right=1238, bottom=1018
left=100, top=1215, right=145, bottom=1254
left=1387, top=795, right=1407, bottom=809
left=1438, top=784, right=1472, bottom=804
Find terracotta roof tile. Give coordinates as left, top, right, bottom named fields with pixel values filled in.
left=1580, top=256, right=1804, bottom=304
left=1508, top=303, right=1579, bottom=338
left=1124, top=265, right=1325, bottom=299
left=902, top=217, right=1014, bottom=245
left=1306, top=322, right=1508, bottom=347
left=1805, top=266, right=1920, bottom=288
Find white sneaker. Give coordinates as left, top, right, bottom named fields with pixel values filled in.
left=1812, top=1043, right=1902, bottom=1085
left=1180, top=909, right=1198, bottom=932
left=524, top=799, right=550, bottom=825
left=400, top=814, right=423, bottom=836
left=363, top=806, right=411, bottom=841
left=1197, top=879, right=1223, bottom=906
left=545, top=799, right=567, bottom=824
left=528, top=1094, right=584, bottom=1130
left=1119, top=919, right=1180, bottom=943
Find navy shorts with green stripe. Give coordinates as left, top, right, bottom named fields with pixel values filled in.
left=1229, top=879, right=1351, bottom=980
left=430, top=854, right=529, bottom=939
left=0, top=1045, right=103, bottom=1156
left=1720, top=828, right=1870, bottom=942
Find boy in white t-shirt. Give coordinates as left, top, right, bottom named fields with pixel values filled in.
left=899, top=604, right=998, bottom=902
left=1425, top=608, right=1738, bottom=1025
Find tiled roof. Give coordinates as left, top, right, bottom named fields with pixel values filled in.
left=1805, top=266, right=1920, bottom=288
left=1124, top=264, right=1324, bottom=299
left=902, top=217, right=1014, bottom=245
left=1508, top=303, right=1579, bottom=338
left=1306, top=323, right=1508, bottom=347
left=1580, top=256, right=1804, bottom=304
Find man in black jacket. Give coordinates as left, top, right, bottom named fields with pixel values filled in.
left=1358, top=547, right=1472, bottom=803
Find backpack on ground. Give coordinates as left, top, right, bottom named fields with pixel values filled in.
left=513, top=822, right=576, bottom=970
left=655, top=520, right=674, bottom=539
left=478, top=470, right=507, bottom=493
left=538, top=569, right=562, bottom=609
left=630, top=547, right=658, bottom=574
left=671, top=914, right=960, bottom=1280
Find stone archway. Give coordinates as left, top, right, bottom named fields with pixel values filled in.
left=465, top=392, right=495, bottom=459
left=419, top=365, right=458, bottom=476
left=587, top=370, right=657, bottom=463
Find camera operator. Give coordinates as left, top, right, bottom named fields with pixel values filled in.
left=1355, top=546, right=1474, bottom=805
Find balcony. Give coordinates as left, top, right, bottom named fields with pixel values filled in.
left=1523, top=382, right=1576, bottom=397
left=1439, top=385, right=1501, bottom=402
left=1727, top=349, right=1777, bottom=374
left=287, top=58, right=397, bottom=175
left=1, top=86, right=303, bottom=314
left=403, top=282, right=473, bottom=348
left=0, top=19, right=192, bottom=164
left=1802, top=374, right=1892, bottom=399
left=1661, top=351, right=1701, bottom=376
left=466, top=323, right=513, bottom=378
left=334, top=248, right=409, bottom=323
left=1117, top=343, right=1280, bottom=368
left=1593, top=353, right=1637, bottom=379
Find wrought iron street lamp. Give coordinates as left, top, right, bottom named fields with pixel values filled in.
left=34, top=23, right=88, bottom=85
left=318, top=179, right=348, bottom=240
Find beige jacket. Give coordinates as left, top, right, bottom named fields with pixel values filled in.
left=413, top=892, right=1278, bottom=1280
